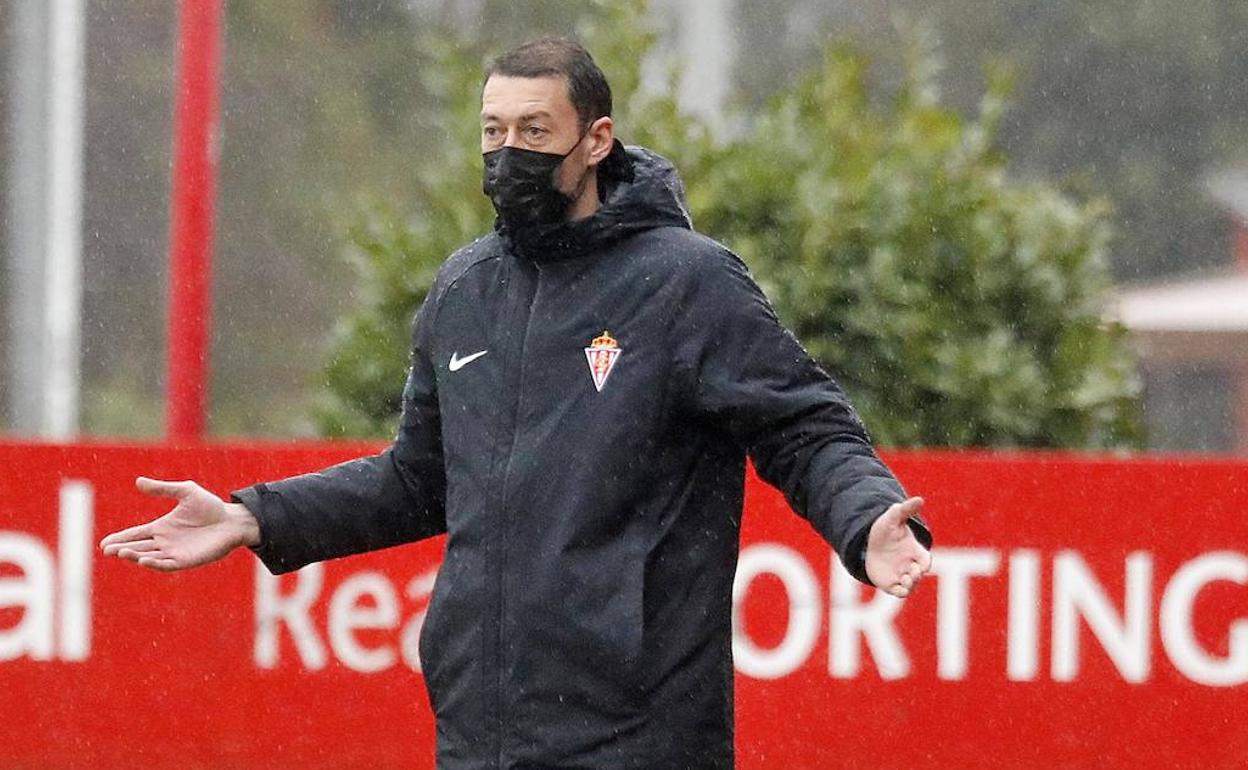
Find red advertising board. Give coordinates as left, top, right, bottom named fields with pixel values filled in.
left=1, top=440, right=1246, bottom=768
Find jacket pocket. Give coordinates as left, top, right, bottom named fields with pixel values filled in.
left=510, top=546, right=647, bottom=719
left=417, top=572, right=450, bottom=696
left=416, top=550, right=481, bottom=718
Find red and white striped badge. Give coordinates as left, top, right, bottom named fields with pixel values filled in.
left=584, top=330, right=622, bottom=392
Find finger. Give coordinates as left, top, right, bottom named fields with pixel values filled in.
left=919, top=548, right=934, bottom=574
left=886, top=496, right=924, bottom=531
left=100, top=523, right=154, bottom=550
left=886, top=583, right=910, bottom=599
left=900, top=496, right=924, bottom=514
left=136, top=476, right=194, bottom=499
left=105, top=538, right=159, bottom=557
left=898, top=573, right=914, bottom=590
left=138, top=556, right=181, bottom=572
left=117, top=546, right=161, bottom=562
left=114, top=546, right=147, bottom=563
left=113, top=540, right=160, bottom=558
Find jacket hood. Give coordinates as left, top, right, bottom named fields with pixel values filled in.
left=495, top=141, right=693, bottom=261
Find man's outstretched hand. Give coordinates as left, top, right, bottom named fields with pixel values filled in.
left=865, top=496, right=933, bottom=598
left=99, top=477, right=261, bottom=572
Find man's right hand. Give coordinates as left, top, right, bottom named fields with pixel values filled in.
left=99, top=477, right=261, bottom=572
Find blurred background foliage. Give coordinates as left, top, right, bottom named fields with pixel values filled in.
left=314, top=2, right=1141, bottom=449
left=5, top=0, right=1243, bottom=444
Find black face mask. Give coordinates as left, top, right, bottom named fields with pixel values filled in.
left=482, top=131, right=588, bottom=228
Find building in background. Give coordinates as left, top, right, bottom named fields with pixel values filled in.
left=1115, top=169, right=1248, bottom=455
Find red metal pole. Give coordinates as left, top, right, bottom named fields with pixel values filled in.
left=166, top=0, right=223, bottom=441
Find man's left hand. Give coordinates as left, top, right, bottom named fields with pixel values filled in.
left=865, top=497, right=932, bottom=598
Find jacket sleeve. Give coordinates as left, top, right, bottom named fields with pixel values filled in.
left=230, top=293, right=448, bottom=575
left=672, top=244, right=931, bottom=586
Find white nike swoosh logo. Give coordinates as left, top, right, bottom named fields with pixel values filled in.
left=448, top=349, right=488, bottom=371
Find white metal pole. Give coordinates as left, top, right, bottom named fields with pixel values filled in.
left=5, top=0, right=49, bottom=435
left=42, top=0, right=86, bottom=438
left=677, top=0, right=735, bottom=130
left=4, top=0, right=84, bottom=439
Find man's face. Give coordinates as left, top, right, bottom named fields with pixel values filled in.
left=480, top=74, right=607, bottom=197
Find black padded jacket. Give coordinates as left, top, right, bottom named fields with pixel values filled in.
left=232, top=144, right=931, bottom=770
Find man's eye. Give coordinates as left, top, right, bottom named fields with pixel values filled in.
left=524, top=126, right=547, bottom=138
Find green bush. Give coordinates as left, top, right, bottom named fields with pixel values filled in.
left=313, top=9, right=1141, bottom=450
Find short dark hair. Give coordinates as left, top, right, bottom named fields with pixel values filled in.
left=483, top=37, right=612, bottom=129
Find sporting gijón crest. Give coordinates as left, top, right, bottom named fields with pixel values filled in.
left=584, top=330, right=622, bottom=392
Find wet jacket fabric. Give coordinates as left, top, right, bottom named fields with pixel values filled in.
left=232, top=144, right=931, bottom=769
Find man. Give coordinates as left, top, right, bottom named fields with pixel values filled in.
left=101, top=38, right=933, bottom=770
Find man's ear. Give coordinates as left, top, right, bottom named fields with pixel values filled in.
left=586, top=116, right=614, bottom=167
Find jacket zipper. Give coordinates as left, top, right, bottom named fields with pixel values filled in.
left=495, top=256, right=543, bottom=767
